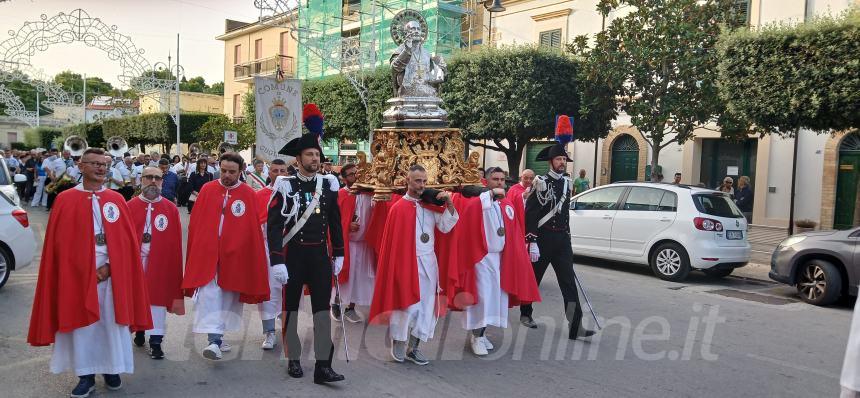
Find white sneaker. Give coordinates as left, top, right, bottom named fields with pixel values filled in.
left=220, top=342, right=232, bottom=352
left=261, top=332, right=276, bottom=350
left=203, top=343, right=222, bottom=360
left=480, top=336, right=494, bottom=351
left=470, top=335, right=488, bottom=356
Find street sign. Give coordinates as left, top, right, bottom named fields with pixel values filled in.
left=224, top=130, right=238, bottom=145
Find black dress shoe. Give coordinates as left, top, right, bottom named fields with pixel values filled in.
left=313, top=366, right=345, bottom=384
left=520, top=316, right=538, bottom=329
left=133, top=331, right=145, bottom=347
left=287, top=360, right=303, bottom=378
left=569, top=327, right=597, bottom=340
left=150, top=344, right=165, bottom=360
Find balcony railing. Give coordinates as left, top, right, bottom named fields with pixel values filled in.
left=232, top=116, right=246, bottom=124
left=234, top=55, right=295, bottom=83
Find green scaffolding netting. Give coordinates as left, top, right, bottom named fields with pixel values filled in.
left=297, top=0, right=467, bottom=80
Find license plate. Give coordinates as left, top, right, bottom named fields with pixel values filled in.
left=726, top=230, right=743, bottom=240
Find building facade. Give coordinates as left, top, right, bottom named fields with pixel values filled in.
left=138, top=90, right=223, bottom=115
left=482, top=0, right=859, bottom=230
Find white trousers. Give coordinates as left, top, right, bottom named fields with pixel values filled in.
left=50, top=279, right=134, bottom=376
left=336, top=240, right=376, bottom=306
left=462, top=252, right=509, bottom=330
left=257, top=264, right=283, bottom=321
left=388, top=252, right=439, bottom=342
left=192, top=277, right=243, bottom=335
left=30, top=176, right=46, bottom=207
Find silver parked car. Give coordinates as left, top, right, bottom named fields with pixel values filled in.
left=769, top=227, right=860, bottom=305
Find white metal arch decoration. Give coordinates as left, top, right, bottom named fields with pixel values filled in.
left=0, top=9, right=152, bottom=87
left=0, top=84, right=37, bottom=127
left=0, top=8, right=184, bottom=151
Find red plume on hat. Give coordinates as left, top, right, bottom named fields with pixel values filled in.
left=303, top=103, right=324, bottom=139
left=555, top=115, right=573, bottom=145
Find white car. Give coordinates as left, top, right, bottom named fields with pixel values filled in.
left=0, top=166, right=36, bottom=289
left=569, top=182, right=751, bottom=281
left=0, top=155, right=26, bottom=206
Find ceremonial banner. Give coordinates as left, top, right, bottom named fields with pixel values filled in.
left=254, top=77, right=302, bottom=162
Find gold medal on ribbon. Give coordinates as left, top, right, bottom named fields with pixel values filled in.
left=497, top=227, right=506, bottom=237
left=95, top=233, right=107, bottom=246
left=420, top=233, right=430, bottom=243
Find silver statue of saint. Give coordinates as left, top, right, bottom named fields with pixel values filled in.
left=383, top=11, right=449, bottom=128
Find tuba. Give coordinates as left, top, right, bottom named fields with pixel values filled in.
left=106, top=136, right=128, bottom=159
left=63, top=135, right=88, bottom=157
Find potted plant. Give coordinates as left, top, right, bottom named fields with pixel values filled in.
left=794, top=219, right=817, bottom=233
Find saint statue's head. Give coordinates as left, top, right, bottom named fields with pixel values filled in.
left=404, top=20, right=424, bottom=43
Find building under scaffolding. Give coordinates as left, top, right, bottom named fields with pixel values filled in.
left=296, top=0, right=482, bottom=80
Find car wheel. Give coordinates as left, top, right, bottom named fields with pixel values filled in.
left=650, top=242, right=691, bottom=282
left=702, top=268, right=734, bottom=278
left=0, top=248, right=10, bottom=290
left=795, top=260, right=842, bottom=306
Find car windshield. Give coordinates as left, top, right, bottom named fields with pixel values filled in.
left=692, top=193, right=744, bottom=218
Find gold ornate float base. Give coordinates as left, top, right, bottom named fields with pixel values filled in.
left=353, top=128, right=482, bottom=201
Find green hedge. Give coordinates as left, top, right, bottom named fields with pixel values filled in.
left=717, top=10, right=860, bottom=133
left=101, top=112, right=220, bottom=147
left=23, top=127, right=63, bottom=149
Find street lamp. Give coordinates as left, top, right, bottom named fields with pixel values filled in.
left=484, top=0, right=505, bottom=46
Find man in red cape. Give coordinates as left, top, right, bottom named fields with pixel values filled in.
left=332, top=162, right=376, bottom=323
left=28, top=148, right=152, bottom=397
left=127, top=166, right=185, bottom=360
left=369, top=164, right=458, bottom=366
left=450, top=167, right=541, bottom=356
left=254, top=158, right=288, bottom=351
left=182, top=152, right=270, bottom=361
left=506, top=168, right=535, bottom=233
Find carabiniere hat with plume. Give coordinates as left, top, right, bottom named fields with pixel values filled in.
left=535, top=115, right=574, bottom=162
left=278, top=103, right=328, bottom=162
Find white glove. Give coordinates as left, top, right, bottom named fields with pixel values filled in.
left=528, top=243, right=540, bottom=263
left=333, top=257, right=344, bottom=276
left=271, top=263, right=289, bottom=285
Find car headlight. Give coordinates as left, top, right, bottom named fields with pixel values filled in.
left=780, top=236, right=807, bottom=247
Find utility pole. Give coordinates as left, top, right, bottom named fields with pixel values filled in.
left=175, top=33, right=181, bottom=157
left=36, top=90, right=40, bottom=127
left=82, top=73, right=87, bottom=132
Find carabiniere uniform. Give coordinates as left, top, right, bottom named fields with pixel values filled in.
left=266, top=133, right=344, bottom=374
left=520, top=142, right=589, bottom=339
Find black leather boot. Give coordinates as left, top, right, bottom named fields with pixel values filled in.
left=287, top=360, right=303, bottom=378
left=313, top=364, right=344, bottom=384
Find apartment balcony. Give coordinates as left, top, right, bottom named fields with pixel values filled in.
left=232, top=116, right=245, bottom=124
left=233, top=55, right=295, bottom=83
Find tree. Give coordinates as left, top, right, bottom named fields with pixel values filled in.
left=717, top=9, right=860, bottom=232
left=180, top=76, right=208, bottom=93
left=443, top=46, right=614, bottom=178
left=206, top=81, right=224, bottom=96
left=0, top=76, right=52, bottom=116
left=196, top=114, right=254, bottom=152
left=717, top=9, right=860, bottom=135
left=53, top=71, right=114, bottom=104
left=570, top=0, right=746, bottom=181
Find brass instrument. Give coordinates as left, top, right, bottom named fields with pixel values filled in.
left=64, top=135, right=87, bottom=157
left=106, top=136, right=128, bottom=159
left=45, top=173, right=73, bottom=194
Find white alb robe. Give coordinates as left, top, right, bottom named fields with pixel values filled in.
left=462, top=191, right=509, bottom=330
left=50, top=185, right=134, bottom=376
left=338, top=193, right=376, bottom=306
left=389, top=195, right=458, bottom=342
left=192, top=185, right=244, bottom=335
left=140, top=198, right=169, bottom=336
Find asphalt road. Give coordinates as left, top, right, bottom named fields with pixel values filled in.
left=0, top=205, right=851, bottom=397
